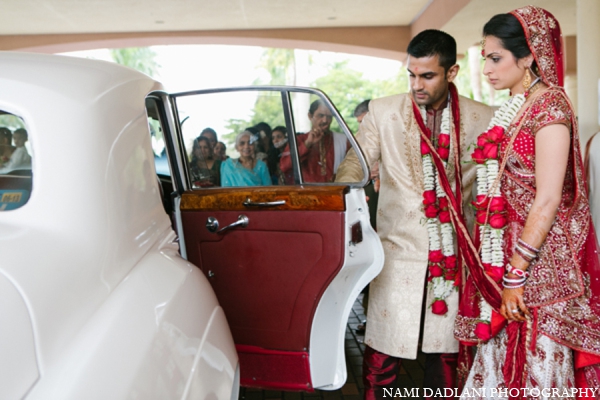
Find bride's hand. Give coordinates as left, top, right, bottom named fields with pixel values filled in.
left=500, top=286, right=530, bottom=322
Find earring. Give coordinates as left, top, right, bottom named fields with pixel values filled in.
left=522, top=68, right=532, bottom=90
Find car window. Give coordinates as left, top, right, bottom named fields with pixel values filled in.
left=174, top=90, right=285, bottom=188
left=0, top=110, right=31, bottom=211
left=288, top=92, right=350, bottom=184
left=146, top=101, right=170, bottom=177
left=171, top=88, right=367, bottom=189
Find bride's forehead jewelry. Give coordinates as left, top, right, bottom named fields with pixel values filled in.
left=480, top=37, right=486, bottom=57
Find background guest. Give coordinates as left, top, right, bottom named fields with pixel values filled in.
left=214, top=141, right=228, bottom=161
left=221, top=130, right=271, bottom=187
left=200, top=127, right=218, bottom=150
left=189, top=136, right=221, bottom=187
left=268, top=125, right=293, bottom=185
left=0, top=128, right=31, bottom=173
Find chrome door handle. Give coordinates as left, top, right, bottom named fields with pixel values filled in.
left=206, top=215, right=249, bottom=234
left=243, top=197, right=286, bottom=207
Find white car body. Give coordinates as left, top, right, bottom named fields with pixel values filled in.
left=0, top=52, right=238, bottom=400
left=0, top=52, right=383, bottom=398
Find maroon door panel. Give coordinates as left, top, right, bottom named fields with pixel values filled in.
left=181, top=208, right=345, bottom=351
left=236, top=345, right=312, bottom=391
left=165, top=88, right=365, bottom=390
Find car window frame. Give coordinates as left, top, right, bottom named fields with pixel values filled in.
left=167, top=86, right=370, bottom=189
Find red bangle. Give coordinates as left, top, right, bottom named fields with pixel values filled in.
left=515, top=245, right=536, bottom=263
left=505, top=263, right=529, bottom=278
left=518, top=239, right=540, bottom=254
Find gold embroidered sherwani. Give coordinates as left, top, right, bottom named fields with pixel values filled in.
left=336, top=93, right=493, bottom=359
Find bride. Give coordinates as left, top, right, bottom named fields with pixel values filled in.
left=452, top=6, right=600, bottom=398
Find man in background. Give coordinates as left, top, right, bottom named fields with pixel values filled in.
left=280, top=99, right=348, bottom=182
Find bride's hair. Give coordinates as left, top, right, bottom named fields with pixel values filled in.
left=483, top=14, right=531, bottom=60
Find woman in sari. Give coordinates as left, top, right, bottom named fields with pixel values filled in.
left=453, top=6, right=600, bottom=398
left=189, top=136, right=221, bottom=187
left=220, top=130, right=271, bottom=187
left=268, top=125, right=293, bottom=185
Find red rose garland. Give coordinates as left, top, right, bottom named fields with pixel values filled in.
left=420, top=106, right=457, bottom=315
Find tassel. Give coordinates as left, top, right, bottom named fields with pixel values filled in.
left=457, top=344, right=475, bottom=392
left=503, top=321, right=528, bottom=399
left=529, top=308, right=538, bottom=355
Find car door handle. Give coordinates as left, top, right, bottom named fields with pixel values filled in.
left=206, top=215, right=249, bottom=234
left=243, top=198, right=286, bottom=207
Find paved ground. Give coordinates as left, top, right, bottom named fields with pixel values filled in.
left=239, top=294, right=426, bottom=400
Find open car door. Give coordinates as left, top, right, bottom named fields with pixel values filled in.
left=147, top=87, right=383, bottom=392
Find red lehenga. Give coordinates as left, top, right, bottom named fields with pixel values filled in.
left=448, top=6, right=600, bottom=400
left=456, top=86, right=600, bottom=399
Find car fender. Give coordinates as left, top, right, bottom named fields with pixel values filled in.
left=26, top=230, right=238, bottom=400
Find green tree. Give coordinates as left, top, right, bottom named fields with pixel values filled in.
left=223, top=118, right=250, bottom=145
left=222, top=48, right=296, bottom=145
left=224, top=48, right=409, bottom=139
left=110, top=47, right=159, bottom=78
left=313, top=61, right=407, bottom=133
left=222, top=92, right=288, bottom=146
left=256, top=48, right=296, bottom=85
left=0, top=113, right=25, bottom=131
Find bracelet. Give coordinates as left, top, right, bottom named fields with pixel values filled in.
left=518, top=239, right=540, bottom=254
left=515, top=245, right=536, bottom=263
left=515, top=242, right=537, bottom=259
left=503, top=280, right=526, bottom=289
left=505, top=262, right=530, bottom=278
left=503, top=276, right=527, bottom=283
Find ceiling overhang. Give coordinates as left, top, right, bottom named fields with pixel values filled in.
left=0, top=0, right=576, bottom=59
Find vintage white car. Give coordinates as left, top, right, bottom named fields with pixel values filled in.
left=0, top=52, right=383, bottom=399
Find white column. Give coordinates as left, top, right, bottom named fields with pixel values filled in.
left=468, top=46, right=482, bottom=102
left=564, top=75, right=577, bottom=113
left=577, top=0, right=600, bottom=147
left=292, top=49, right=311, bottom=133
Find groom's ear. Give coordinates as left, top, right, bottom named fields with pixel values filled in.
left=446, top=64, right=460, bottom=83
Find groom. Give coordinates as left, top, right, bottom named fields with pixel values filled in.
left=336, top=30, right=493, bottom=399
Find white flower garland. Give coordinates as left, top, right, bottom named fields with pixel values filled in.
left=476, top=94, right=526, bottom=324
left=420, top=106, right=456, bottom=305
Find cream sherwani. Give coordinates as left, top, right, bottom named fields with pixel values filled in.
left=336, top=93, right=492, bottom=359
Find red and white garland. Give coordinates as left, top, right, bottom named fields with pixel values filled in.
left=420, top=106, right=458, bottom=315
left=470, top=94, right=525, bottom=339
